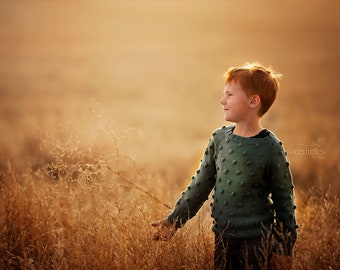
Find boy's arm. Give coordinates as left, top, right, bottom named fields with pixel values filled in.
left=269, top=140, right=298, bottom=255
left=166, top=136, right=217, bottom=229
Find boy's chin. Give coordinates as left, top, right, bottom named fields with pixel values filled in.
left=223, top=116, right=233, bottom=122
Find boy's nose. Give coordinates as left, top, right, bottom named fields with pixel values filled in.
left=220, top=97, right=226, bottom=105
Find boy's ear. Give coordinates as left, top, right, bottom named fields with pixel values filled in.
left=249, top=95, right=261, bottom=108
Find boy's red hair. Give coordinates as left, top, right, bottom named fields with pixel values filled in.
left=224, top=62, right=282, bottom=116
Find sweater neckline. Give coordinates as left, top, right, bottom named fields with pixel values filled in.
left=223, top=125, right=271, bottom=143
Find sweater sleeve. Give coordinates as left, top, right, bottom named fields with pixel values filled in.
left=167, top=135, right=217, bottom=228
left=268, top=140, right=298, bottom=255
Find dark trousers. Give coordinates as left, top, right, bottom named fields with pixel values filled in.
left=214, top=235, right=273, bottom=270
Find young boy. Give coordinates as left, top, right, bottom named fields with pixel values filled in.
left=151, top=63, right=298, bottom=270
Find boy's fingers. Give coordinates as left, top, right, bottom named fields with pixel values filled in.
left=151, top=219, right=176, bottom=241
left=151, top=219, right=171, bottom=228
left=151, top=221, right=161, bottom=227
left=152, top=231, right=160, bottom=241
left=152, top=230, right=171, bottom=241
left=152, top=229, right=168, bottom=241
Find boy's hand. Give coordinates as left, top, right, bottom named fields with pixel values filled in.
left=270, top=253, right=293, bottom=270
left=151, top=218, right=177, bottom=241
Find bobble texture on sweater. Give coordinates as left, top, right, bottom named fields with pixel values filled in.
left=167, top=125, right=297, bottom=246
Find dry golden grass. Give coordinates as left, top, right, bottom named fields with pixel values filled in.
left=0, top=133, right=214, bottom=270
left=294, top=188, right=340, bottom=269
left=0, top=129, right=339, bottom=270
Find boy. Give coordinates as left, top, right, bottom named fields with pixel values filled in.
left=151, top=63, right=298, bottom=270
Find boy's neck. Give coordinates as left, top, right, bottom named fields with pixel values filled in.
left=232, top=122, right=263, bottom=138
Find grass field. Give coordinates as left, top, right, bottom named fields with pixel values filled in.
left=0, top=1, right=339, bottom=269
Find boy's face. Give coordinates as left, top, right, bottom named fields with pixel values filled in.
left=220, top=80, right=253, bottom=123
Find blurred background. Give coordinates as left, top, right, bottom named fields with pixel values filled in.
left=0, top=0, right=339, bottom=193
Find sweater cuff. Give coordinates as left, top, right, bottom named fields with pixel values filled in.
left=167, top=211, right=186, bottom=229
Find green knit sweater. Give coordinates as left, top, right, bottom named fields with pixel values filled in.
left=167, top=125, right=297, bottom=244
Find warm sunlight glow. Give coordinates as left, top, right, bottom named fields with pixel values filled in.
left=0, top=1, right=339, bottom=269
